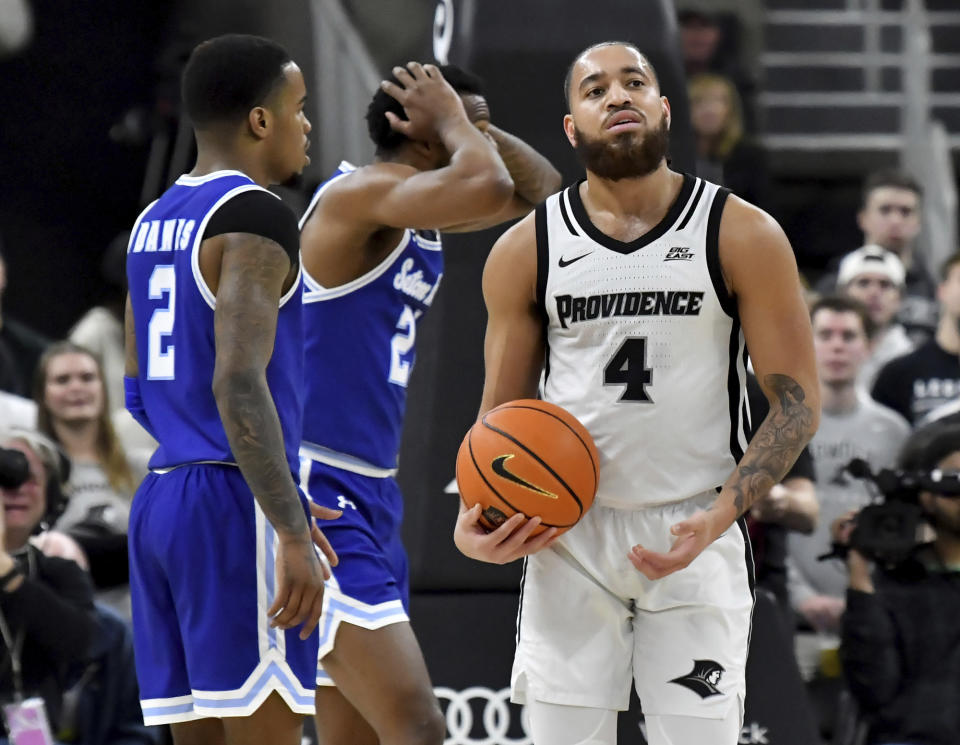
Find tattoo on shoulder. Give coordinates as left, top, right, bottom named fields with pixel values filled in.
left=732, top=373, right=814, bottom=517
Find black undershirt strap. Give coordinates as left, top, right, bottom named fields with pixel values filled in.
left=204, top=189, right=300, bottom=265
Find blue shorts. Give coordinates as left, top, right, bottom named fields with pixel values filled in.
left=298, top=454, right=410, bottom=686
left=129, top=464, right=318, bottom=725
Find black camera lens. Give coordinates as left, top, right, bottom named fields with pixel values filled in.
left=0, top=447, right=31, bottom=490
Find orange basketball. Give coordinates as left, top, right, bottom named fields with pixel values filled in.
left=456, top=399, right=599, bottom=536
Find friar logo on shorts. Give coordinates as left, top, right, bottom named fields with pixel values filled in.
left=668, top=659, right=725, bottom=698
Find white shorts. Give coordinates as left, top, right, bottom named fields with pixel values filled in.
left=511, top=491, right=754, bottom=720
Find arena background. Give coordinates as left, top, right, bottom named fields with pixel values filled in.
left=1, top=1, right=958, bottom=743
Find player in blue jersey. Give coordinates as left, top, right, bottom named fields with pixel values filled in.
left=298, top=62, right=561, bottom=744
left=123, top=35, right=338, bottom=745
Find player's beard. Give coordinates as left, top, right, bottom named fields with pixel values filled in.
left=573, top=115, right=670, bottom=181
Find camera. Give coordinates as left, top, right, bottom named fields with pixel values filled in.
left=0, top=447, right=31, bottom=490
left=828, top=458, right=960, bottom=567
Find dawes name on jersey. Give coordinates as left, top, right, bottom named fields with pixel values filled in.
left=129, top=218, right=197, bottom=254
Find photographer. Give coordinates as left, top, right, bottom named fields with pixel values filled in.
left=837, top=421, right=960, bottom=745
left=0, top=428, right=95, bottom=740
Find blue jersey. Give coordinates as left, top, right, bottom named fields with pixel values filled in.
left=126, top=170, right=304, bottom=474
left=300, top=162, right=443, bottom=470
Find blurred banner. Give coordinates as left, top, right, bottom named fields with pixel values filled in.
left=400, top=0, right=695, bottom=593
left=411, top=590, right=820, bottom=745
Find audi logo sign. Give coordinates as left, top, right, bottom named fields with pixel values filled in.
left=434, top=686, right=531, bottom=745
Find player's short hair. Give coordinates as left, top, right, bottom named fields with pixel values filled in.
left=182, top=34, right=293, bottom=128
left=809, top=294, right=877, bottom=340
left=861, top=168, right=923, bottom=208
left=939, top=251, right=960, bottom=282
left=563, top=41, right=657, bottom=108
left=366, top=64, right=485, bottom=156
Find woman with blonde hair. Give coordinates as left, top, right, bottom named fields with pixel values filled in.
left=33, top=340, right=148, bottom=615
left=688, top=72, right=773, bottom=213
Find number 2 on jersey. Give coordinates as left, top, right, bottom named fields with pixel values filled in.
left=603, top=337, right=653, bottom=402
left=147, top=265, right=176, bottom=380
left=388, top=305, right=419, bottom=387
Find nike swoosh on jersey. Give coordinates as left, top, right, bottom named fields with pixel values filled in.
left=558, top=252, right=593, bottom=267
left=491, top=455, right=558, bottom=499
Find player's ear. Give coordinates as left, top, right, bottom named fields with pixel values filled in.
left=661, top=96, right=671, bottom=129
left=563, top=114, right=577, bottom=147
left=248, top=106, right=271, bottom=140
left=410, top=139, right=434, bottom=161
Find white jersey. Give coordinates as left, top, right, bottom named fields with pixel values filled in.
left=538, top=175, right=747, bottom=508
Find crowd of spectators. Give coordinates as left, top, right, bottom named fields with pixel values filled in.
left=680, top=8, right=960, bottom=744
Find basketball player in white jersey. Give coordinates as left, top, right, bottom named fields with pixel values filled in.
left=453, top=42, right=820, bottom=745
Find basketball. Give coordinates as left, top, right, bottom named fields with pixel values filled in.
left=456, top=399, right=600, bottom=536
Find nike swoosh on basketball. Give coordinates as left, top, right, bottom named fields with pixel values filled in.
left=558, top=252, right=592, bottom=267
left=491, top=455, right=558, bottom=499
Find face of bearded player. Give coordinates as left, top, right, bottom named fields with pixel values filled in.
left=563, top=43, right=671, bottom=181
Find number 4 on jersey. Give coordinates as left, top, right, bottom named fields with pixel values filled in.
left=603, top=337, right=653, bottom=402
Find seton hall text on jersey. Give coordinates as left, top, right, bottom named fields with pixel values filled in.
left=393, top=257, right=440, bottom=304
left=128, top=219, right=197, bottom=254
left=555, top=290, right=705, bottom=329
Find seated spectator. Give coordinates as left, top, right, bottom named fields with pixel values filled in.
left=0, top=428, right=95, bottom=740
left=817, top=170, right=938, bottom=339
left=872, top=251, right=960, bottom=425
left=837, top=421, right=960, bottom=745
left=745, top=373, right=818, bottom=617
left=688, top=72, right=772, bottom=214
left=788, top=296, right=910, bottom=738
left=33, top=342, right=149, bottom=617
left=837, top=245, right=914, bottom=389
left=677, top=7, right=757, bottom=131
left=0, top=242, right=51, bottom=398
left=0, top=430, right=158, bottom=744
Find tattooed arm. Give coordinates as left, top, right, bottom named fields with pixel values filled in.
left=629, top=196, right=820, bottom=580
left=211, top=233, right=328, bottom=638
left=728, top=373, right=815, bottom=517
left=212, top=234, right=307, bottom=535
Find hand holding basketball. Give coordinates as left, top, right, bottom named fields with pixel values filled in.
left=454, top=501, right=559, bottom=564
left=455, top=399, right=599, bottom=538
